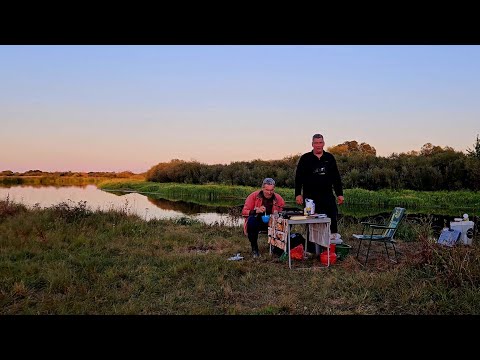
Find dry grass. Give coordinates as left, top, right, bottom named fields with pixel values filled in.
left=1, top=198, right=479, bottom=314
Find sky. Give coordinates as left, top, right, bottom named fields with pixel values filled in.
left=1, top=45, right=479, bottom=173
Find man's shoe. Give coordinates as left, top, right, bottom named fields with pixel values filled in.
left=252, top=250, right=260, bottom=258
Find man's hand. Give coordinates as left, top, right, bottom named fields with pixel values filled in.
left=254, top=206, right=266, bottom=214
left=295, top=195, right=303, bottom=205
left=337, top=196, right=344, bottom=205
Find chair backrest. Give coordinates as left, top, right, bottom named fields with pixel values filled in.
left=384, top=207, right=406, bottom=238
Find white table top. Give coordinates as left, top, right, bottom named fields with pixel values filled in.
left=286, top=216, right=331, bottom=225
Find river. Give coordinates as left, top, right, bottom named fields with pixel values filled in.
left=0, top=185, right=243, bottom=226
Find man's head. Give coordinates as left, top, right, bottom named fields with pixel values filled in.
left=312, top=133, right=325, bottom=154
left=261, top=177, right=276, bottom=199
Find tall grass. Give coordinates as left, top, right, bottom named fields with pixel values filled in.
left=99, top=181, right=480, bottom=211
left=0, top=195, right=26, bottom=218
left=100, top=180, right=259, bottom=204
left=411, top=216, right=480, bottom=288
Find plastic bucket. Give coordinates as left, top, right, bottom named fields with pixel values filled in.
left=320, top=244, right=337, bottom=265
left=335, top=243, right=352, bottom=260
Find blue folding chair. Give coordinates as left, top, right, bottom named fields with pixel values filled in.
left=353, top=207, right=406, bottom=265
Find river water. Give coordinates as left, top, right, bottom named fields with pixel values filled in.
left=0, top=185, right=243, bottom=226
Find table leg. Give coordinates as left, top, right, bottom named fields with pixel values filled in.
left=327, top=239, right=330, bottom=267
left=269, top=225, right=272, bottom=255
left=288, top=224, right=291, bottom=269
left=305, top=224, right=309, bottom=259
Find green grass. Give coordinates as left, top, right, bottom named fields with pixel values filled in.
left=99, top=180, right=258, bottom=202
left=1, top=198, right=479, bottom=314
left=98, top=179, right=480, bottom=212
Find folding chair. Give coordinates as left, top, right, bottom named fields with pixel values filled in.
left=353, top=207, right=406, bottom=265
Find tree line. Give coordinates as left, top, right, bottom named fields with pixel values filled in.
left=146, top=137, right=480, bottom=191
left=0, top=170, right=141, bottom=179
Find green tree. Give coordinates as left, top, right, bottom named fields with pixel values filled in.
left=466, top=134, right=480, bottom=159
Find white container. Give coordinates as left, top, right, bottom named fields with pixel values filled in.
left=304, top=198, right=315, bottom=216
left=450, top=221, right=475, bottom=245
left=330, top=238, right=343, bottom=245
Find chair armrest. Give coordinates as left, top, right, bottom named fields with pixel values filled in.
left=361, top=221, right=383, bottom=225
left=369, top=225, right=396, bottom=230
left=360, top=221, right=384, bottom=234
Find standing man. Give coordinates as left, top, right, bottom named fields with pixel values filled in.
left=242, top=177, right=285, bottom=258
left=295, top=133, right=344, bottom=237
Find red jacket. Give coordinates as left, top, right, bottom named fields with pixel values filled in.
left=241, top=190, right=286, bottom=235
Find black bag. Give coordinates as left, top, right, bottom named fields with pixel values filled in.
left=271, top=233, right=317, bottom=255
left=290, top=233, right=306, bottom=249
left=292, top=232, right=319, bottom=253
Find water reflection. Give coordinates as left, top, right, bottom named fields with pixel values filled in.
left=148, top=197, right=230, bottom=214
left=0, top=185, right=242, bottom=226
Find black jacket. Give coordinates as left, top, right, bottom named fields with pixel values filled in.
left=295, top=150, right=343, bottom=200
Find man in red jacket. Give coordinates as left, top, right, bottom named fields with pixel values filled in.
left=242, top=178, right=286, bottom=258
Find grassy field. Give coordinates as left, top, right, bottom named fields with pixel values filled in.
left=1, top=198, right=479, bottom=315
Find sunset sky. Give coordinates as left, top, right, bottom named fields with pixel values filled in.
left=1, top=45, right=479, bottom=173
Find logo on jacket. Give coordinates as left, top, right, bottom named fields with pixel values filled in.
left=313, top=167, right=326, bottom=175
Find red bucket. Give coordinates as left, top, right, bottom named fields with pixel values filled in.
left=320, top=244, right=337, bottom=265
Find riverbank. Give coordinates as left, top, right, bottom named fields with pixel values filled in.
left=99, top=180, right=480, bottom=210
left=1, top=199, right=479, bottom=314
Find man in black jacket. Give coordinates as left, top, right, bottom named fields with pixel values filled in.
left=295, top=133, right=344, bottom=235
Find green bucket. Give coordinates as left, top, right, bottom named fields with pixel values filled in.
left=335, top=243, right=352, bottom=260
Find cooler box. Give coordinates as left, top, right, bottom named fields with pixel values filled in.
left=450, top=221, right=474, bottom=245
